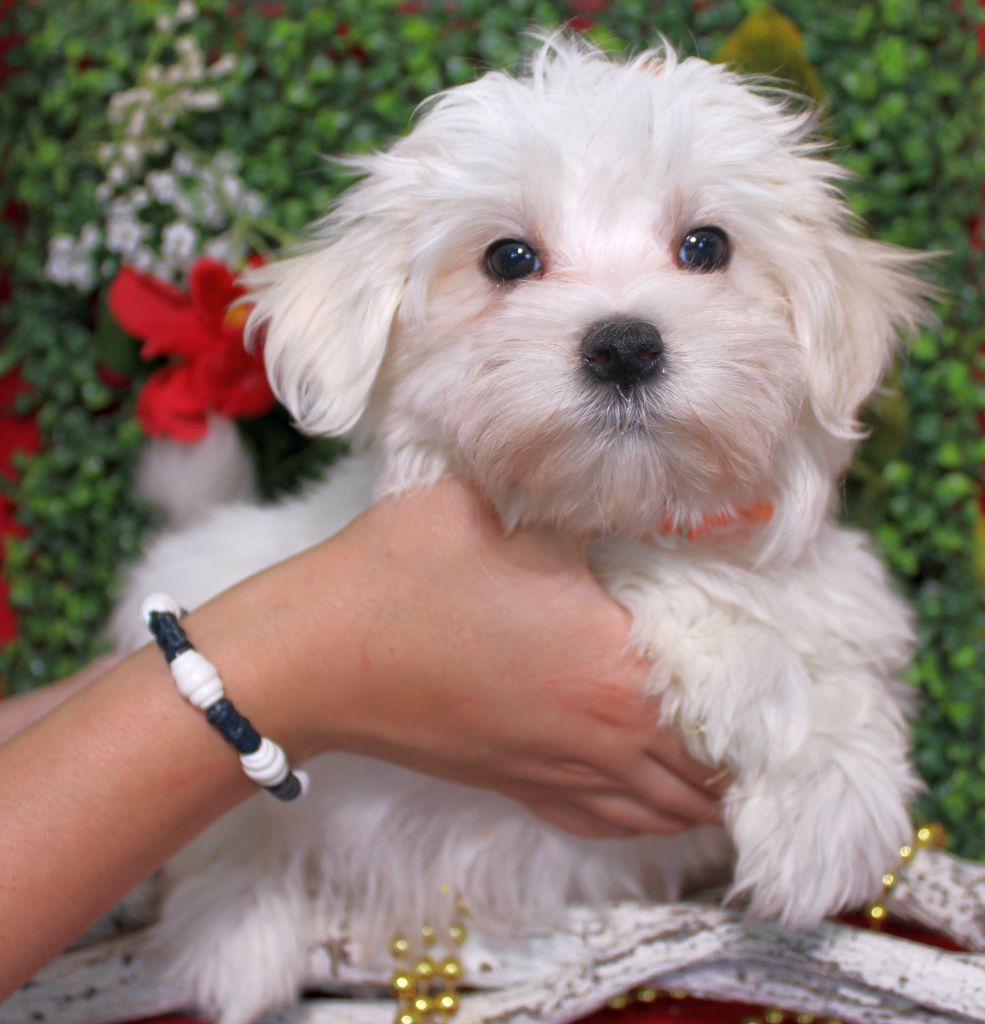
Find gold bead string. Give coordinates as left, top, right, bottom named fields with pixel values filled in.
left=391, top=895, right=469, bottom=1024
left=606, top=992, right=842, bottom=1024
left=609, top=823, right=946, bottom=1021
left=866, top=822, right=947, bottom=927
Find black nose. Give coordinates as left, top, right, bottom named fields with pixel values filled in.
left=581, top=318, right=664, bottom=389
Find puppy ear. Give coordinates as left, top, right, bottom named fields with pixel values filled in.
left=243, top=170, right=409, bottom=436
left=791, top=231, right=934, bottom=439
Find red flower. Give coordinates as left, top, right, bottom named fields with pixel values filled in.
left=108, top=258, right=276, bottom=442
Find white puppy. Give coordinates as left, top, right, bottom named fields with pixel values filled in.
left=112, top=35, right=932, bottom=1024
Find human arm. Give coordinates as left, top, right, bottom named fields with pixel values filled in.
left=0, top=478, right=721, bottom=997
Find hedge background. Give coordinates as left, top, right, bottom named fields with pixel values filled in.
left=1, top=0, right=983, bottom=857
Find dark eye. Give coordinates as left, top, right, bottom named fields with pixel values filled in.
left=485, top=239, right=542, bottom=281
left=677, top=227, right=730, bottom=272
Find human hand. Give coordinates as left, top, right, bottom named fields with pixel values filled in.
left=279, top=479, right=724, bottom=838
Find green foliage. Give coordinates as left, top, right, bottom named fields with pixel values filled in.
left=1, top=0, right=983, bottom=856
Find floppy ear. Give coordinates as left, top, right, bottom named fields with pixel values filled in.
left=789, top=230, right=934, bottom=440
left=244, top=169, right=410, bottom=436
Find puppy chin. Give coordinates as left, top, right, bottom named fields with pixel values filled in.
left=453, top=398, right=794, bottom=538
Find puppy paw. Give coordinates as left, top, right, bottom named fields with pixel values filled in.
left=726, top=748, right=914, bottom=930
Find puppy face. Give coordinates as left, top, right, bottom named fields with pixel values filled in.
left=247, top=38, right=930, bottom=538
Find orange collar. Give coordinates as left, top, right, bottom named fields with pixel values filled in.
left=656, top=502, right=773, bottom=541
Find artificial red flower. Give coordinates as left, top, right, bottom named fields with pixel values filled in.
left=108, top=258, right=276, bottom=442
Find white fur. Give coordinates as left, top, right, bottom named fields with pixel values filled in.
left=111, top=36, right=933, bottom=1024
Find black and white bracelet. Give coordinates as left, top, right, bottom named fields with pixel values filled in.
left=140, top=593, right=309, bottom=802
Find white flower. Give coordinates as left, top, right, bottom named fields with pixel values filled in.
left=172, top=152, right=198, bottom=177
left=175, top=0, right=198, bottom=23
left=49, top=235, right=75, bottom=256
left=155, top=12, right=174, bottom=32
left=147, top=170, right=179, bottom=204
left=242, top=190, right=265, bottom=217
left=129, top=186, right=149, bottom=208
left=120, top=141, right=144, bottom=170
left=208, top=53, right=238, bottom=78
left=132, top=247, right=155, bottom=273
left=213, top=151, right=239, bottom=173
left=106, top=163, right=128, bottom=186
left=203, top=234, right=235, bottom=263
left=79, top=223, right=102, bottom=251
left=220, top=174, right=242, bottom=204
left=69, top=260, right=96, bottom=291
left=162, top=220, right=199, bottom=263
left=183, top=88, right=221, bottom=111
left=106, top=216, right=149, bottom=257
left=95, top=182, right=114, bottom=202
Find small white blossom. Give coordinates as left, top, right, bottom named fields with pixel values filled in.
left=132, top=247, right=155, bottom=273
left=242, top=190, right=265, bottom=217
left=209, top=53, right=238, bottom=78
left=79, top=223, right=102, bottom=251
left=183, top=89, right=221, bottom=111
left=106, top=216, right=149, bottom=257
left=106, top=163, right=128, bottom=186
left=203, top=234, right=235, bottom=263
left=95, top=182, right=114, bottom=202
left=213, top=151, right=239, bottom=173
left=155, top=12, right=174, bottom=32
left=147, top=170, right=179, bottom=204
left=129, top=186, right=149, bottom=208
left=69, top=261, right=96, bottom=291
left=126, top=108, right=147, bottom=137
left=162, top=220, right=199, bottom=264
left=175, top=0, right=198, bottom=23
left=172, top=152, right=198, bottom=176
left=220, top=174, right=242, bottom=204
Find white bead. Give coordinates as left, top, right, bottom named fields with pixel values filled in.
left=140, top=592, right=182, bottom=625
left=169, top=650, right=224, bottom=709
left=240, top=738, right=289, bottom=787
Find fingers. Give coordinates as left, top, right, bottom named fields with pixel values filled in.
left=627, top=756, right=724, bottom=827
left=520, top=790, right=700, bottom=839
left=644, top=726, right=732, bottom=797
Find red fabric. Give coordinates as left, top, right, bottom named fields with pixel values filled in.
left=107, top=259, right=275, bottom=442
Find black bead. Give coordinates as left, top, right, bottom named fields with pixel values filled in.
left=268, top=773, right=303, bottom=802
left=148, top=611, right=193, bottom=663
left=205, top=698, right=262, bottom=754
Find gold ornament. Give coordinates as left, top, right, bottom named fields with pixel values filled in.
left=764, top=1010, right=785, bottom=1023
left=395, top=1012, right=422, bottom=1024
left=391, top=971, right=415, bottom=996
left=414, top=957, right=436, bottom=981
left=391, top=934, right=411, bottom=959
left=435, top=991, right=460, bottom=1014
left=411, top=995, right=432, bottom=1015
left=448, top=921, right=467, bottom=945
left=607, top=994, right=630, bottom=1010
left=636, top=987, right=658, bottom=1003
left=868, top=903, right=887, bottom=922
left=420, top=924, right=437, bottom=948
left=439, top=957, right=462, bottom=981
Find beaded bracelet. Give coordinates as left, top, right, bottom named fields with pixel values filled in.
left=140, top=593, right=309, bottom=802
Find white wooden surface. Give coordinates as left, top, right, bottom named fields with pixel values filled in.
left=3, top=849, right=983, bottom=1024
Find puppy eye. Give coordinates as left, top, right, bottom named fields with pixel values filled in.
left=485, top=239, right=542, bottom=281
left=677, top=227, right=730, bottom=272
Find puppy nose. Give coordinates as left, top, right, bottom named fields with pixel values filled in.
left=581, top=318, right=664, bottom=389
